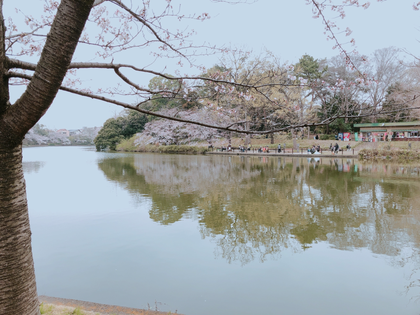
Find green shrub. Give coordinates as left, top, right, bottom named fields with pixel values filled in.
left=116, top=135, right=137, bottom=152
left=319, top=134, right=336, bottom=140
left=40, top=303, right=53, bottom=315
left=359, top=148, right=420, bottom=161
left=94, top=111, right=147, bottom=151
left=130, top=144, right=208, bottom=154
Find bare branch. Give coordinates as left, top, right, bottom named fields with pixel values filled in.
left=309, top=0, right=364, bottom=77
left=109, top=0, right=189, bottom=61
left=7, top=58, right=36, bottom=71
left=112, top=67, right=154, bottom=93
left=5, top=25, right=45, bottom=41
left=6, top=71, right=315, bottom=134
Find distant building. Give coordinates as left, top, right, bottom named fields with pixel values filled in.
left=56, top=129, right=70, bottom=137
left=354, top=121, right=420, bottom=141
left=68, top=129, right=81, bottom=136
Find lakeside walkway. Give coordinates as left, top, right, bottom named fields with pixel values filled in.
left=207, top=149, right=358, bottom=158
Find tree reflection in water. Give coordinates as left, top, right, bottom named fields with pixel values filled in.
left=22, top=161, right=45, bottom=174
left=97, top=154, right=420, bottom=272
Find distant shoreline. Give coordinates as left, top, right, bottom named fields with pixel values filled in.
left=23, top=144, right=94, bottom=147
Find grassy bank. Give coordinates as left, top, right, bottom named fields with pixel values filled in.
left=116, top=134, right=360, bottom=154
left=358, top=148, right=420, bottom=161
left=40, top=303, right=99, bottom=315
left=117, top=137, right=208, bottom=154
left=40, top=302, right=174, bottom=315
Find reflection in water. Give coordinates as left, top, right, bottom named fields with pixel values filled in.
left=98, top=154, right=420, bottom=272
left=23, top=161, right=46, bottom=174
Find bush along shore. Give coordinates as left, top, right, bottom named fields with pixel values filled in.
left=116, top=138, right=208, bottom=154
left=358, top=148, right=420, bottom=161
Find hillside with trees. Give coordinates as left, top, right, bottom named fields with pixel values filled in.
left=98, top=47, right=420, bottom=149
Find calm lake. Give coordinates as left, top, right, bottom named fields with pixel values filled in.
left=23, top=146, right=420, bottom=315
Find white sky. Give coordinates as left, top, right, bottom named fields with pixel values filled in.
left=7, top=0, right=420, bottom=129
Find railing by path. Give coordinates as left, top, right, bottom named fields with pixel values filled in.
left=208, top=146, right=357, bottom=156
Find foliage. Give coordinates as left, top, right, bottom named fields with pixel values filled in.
left=39, top=303, right=90, bottom=315
left=69, top=127, right=101, bottom=145
left=32, top=123, right=49, bottom=137
left=319, top=134, right=336, bottom=140
left=39, top=303, right=53, bottom=315
left=358, top=148, right=420, bottom=161
left=381, top=80, right=420, bottom=122
left=24, top=126, right=99, bottom=146
left=146, top=75, right=200, bottom=111
left=328, top=118, right=353, bottom=134
left=294, top=54, right=328, bottom=82
left=116, top=135, right=138, bottom=152
left=135, top=107, right=233, bottom=146
left=25, top=128, right=70, bottom=146
left=1, top=0, right=420, bottom=313
left=94, top=118, right=124, bottom=151
left=119, top=111, right=149, bottom=138
left=94, top=111, right=148, bottom=150
left=316, top=94, right=360, bottom=134
left=70, top=307, right=86, bottom=315
left=147, top=145, right=208, bottom=154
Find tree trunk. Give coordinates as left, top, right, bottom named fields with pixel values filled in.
left=292, top=130, right=297, bottom=150
left=245, top=120, right=250, bottom=145
left=0, top=144, right=40, bottom=315
left=0, top=1, right=94, bottom=314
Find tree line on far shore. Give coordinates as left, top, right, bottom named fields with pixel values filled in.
left=94, top=48, right=420, bottom=150
left=24, top=124, right=100, bottom=146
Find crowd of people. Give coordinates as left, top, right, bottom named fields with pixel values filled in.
left=328, top=143, right=351, bottom=154
left=217, top=140, right=352, bottom=155
left=258, top=146, right=270, bottom=153
left=309, top=145, right=321, bottom=154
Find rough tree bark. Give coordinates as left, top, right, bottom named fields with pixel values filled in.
left=0, top=146, right=39, bottom=315
left=0, top=1, right=95, bottom=314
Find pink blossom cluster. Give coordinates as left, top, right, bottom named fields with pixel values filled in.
left=135, top=107, right=236, bottom=145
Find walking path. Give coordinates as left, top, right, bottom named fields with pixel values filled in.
left=207, top=150, right=358, bottom=158
left=39, top=296, right=180, bottom=315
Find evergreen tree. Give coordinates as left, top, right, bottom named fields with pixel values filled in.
left=94, top=111, right=148, bottom=150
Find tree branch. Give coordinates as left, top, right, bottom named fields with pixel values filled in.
left=3, top=0, right=95, bottom=145
left=8, top=71, right=384, bottom=136
left=0, top=0, right=9, bottom=116
left=109, top=0, right=189, bottom=61
left=310, top=0, right=363, bottom=77
left=7, top=58, right=296, bottom=110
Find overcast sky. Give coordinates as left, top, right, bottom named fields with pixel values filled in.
left=7, top=0, right=420, bottom=129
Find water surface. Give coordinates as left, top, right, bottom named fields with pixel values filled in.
left=23, top=146, right=420, bottom=315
